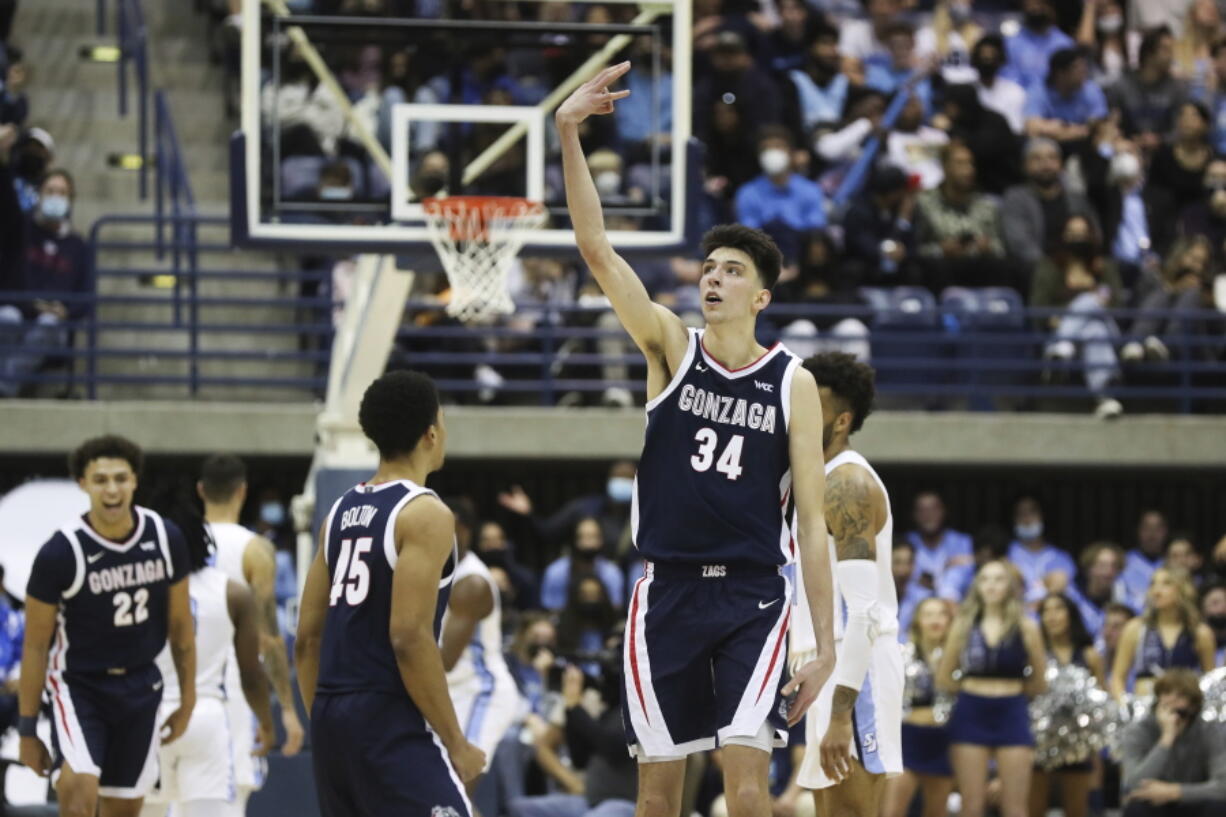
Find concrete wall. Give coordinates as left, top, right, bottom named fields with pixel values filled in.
left=2, top=401, right=1223, bottom=466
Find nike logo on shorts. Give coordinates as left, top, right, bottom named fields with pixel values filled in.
left=758, top=599, right=780, bottom=609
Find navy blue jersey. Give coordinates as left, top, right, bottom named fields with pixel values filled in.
left=633, top=329, right=801, bottom=567
left=316, top=480, right=456, bottom=701
left=26, top=507, right=189, bottom=674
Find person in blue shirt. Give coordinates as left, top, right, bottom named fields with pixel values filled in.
left=1200, top=583, right=1226, bottom=666
left=1024, top=48, right=1108, bottom=144
left=1004, top=0, right=1075, bottom=91
left=734, top=125, right=827, bottom=258
left=864, top=21, right=933, bottom=115
left=1006, top=496, right=1076, bottom=609
left=787, top=19, right=850, bottom=136
left=0, top=583, right=21, bottom=731
left=1066, top=541, right=1128, bottom=638
left=938, top=525, right=1011, bottom=602
left=905, top=491, right=974, bottom=602
left=539, top=516, right=625, bottom=611
left=1121, top=510, right=1170, bottom=614
left=892, top=540, right=931, bottom=641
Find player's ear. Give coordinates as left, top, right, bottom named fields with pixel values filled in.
left=196, top=481, right=207, bottom=503
left=754, top=286, right=772, bottom=313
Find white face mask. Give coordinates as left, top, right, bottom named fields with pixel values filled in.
left=1097, top=14, right=1123, bottom=34
left=1110, top=152, right=1141, bottom=183
left=594, top=171, right=621, bottom=198
left=760, top=148, right=790, bottom=176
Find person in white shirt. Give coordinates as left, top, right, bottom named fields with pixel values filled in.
left=972, top=34, right=1028, bottom=134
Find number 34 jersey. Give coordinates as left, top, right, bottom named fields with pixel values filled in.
left=633, top=328, right=802, bottom=568
left=26, top=507, right=190, bottom=674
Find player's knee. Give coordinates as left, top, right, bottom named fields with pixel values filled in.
left=57, top=787, right=96, bottom=817
left=723, top=778, right=769, bottom=817
left=638, top=789, right=681, bottom=817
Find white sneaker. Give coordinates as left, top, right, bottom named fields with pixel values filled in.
left=1094, top=397, right=1123, bottom=420
left=601, top=386, right=633, bottom=408
left=1143, top=335, right=1170, bottom=361
left=1044, top=339, right=1076, bottom=360
left=1120, top=341, right=1144, bottom=362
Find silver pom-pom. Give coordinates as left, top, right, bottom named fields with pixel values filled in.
left=1030, top=664, right=1121, bottom=770
left=903, top=643, right=955, bottom=724
left=1199, top=667, right=1226, bottom=722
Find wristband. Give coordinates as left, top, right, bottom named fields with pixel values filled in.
left=18, top=715, right=38, bottom=738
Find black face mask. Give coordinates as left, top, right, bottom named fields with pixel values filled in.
left=1207, top=613, right=1226, bottom=631
left=12, top=151, right=47, bottom=183
left=1024, top=11, right=1052, bottom=30
left=973, top=60, right=1000, bottom=82
left=573, top=549, right=598, bottom=563
left=1064, top=239, right=1096, bottom=260
left=479, top=549, right=507, bottom=568
left=577, top=601, right=605, bottom=620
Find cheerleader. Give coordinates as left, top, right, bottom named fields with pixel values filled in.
left=883, top=597, right=956, bottom=817
left=1029, top=593, right=1106, bottom=817
left=937, top=561, right=1048, bottom=817
left=1110, top=567, right=1215, bottom=701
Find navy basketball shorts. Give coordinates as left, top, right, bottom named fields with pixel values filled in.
left=311, top=691, right=472, bottom=817
left=47, top=663, right=163, bottom=798
left=622, top=561, right=791, bottom=760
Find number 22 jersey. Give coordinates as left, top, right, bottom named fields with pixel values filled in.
left=633, top=328, right=801, bottom=567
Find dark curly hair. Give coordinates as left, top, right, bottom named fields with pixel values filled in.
left=199, top=453, right=247, bottom=504
left=69, top=435, right=144, bottom=480
left=359, top=370, right=441, bottom=460
left=803, top=352, right=875, bottom=434
left=701, top=224, right=783, bottom=291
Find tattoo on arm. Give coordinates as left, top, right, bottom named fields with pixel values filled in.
left=825, top=471, right=877, bottom=562
left=258, top=590, right=293, bottom=703
left=831, top=685, right=858, bottom=714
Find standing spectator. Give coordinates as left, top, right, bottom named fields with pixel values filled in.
left=733, top=125, right=827, bottom=255
left=1204, top=39, right=1226, bottom=155
left=539, top=518, right=625, bottom=611
left=883, top=597, right=956, bottom=817
left=786, top=19, right=850, bottom=136
left=692, top=30, right=781, bottom=143
left=841, top=164, right=919, bottom=286
left=1004, top=0, right=1076, bottom=92
left=837, top=0, right=902, bottom=79
left=905, top=490, right=974, bottom=601
left=1122, top=510, right=1172, bottom=615
left=1029, top=213, right=1126, bottom=418
left=894, top=540, right=931, bottom=639
left=1076, top=0, right=1129, bottom=84
left=937, top=560, right=1049, bottom=817
left=1111, top=568, right=1216, bottom=700
left=1148, top=101, right=1217, bottom=213
left=1068, top=541, right=1128, bottom=637
left=936, top=83, right=1023, bottom=195
left=1024, top=48, right=1109, bottom=148
left=1002, top=138, right=1100, bottom=273
left=1087, top=141, right=1175, bottom=292
left=0, top=577, right=20, bottom=731
left=1008, top=496, right=1076, bottom=607
left=914, top=141, right=1012, bottom=291
left=1031, top=594, right=1106, bottom=817
left=8, top=126, right=52, bottom=213
left=973, top=34, right=1028, bottom=135
left=0, top=168, right=91, bottom=397
left=1100, top=601, right=1137, bottom=678
left=0, top=45, right=27, bottom=126
left=1200, top=583, right=1226, bottom=665
left=886, top=94, right=950, bottom=191
left=498, top=461, right=636, bottom=554
left=1118, top=668, right=1226, bottom=817
left=1177, top=158, right=1226, bottom=257
left=865, top=21, right=933, bottom=113
left=1109, top=26, right=1190, bottom=152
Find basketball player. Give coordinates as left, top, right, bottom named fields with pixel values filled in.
left=196, top=453, right=305, bottom=814
left=143, top=518, right=276, bottom=817
left=17, top=435, right=196, bottom=817
left=441, top=497, right=522, bottom=776
left=558, top=63, right=836, bottom=817
left=790, top=353, right=904, bottom=817
left=295, top=371, right=485, bottom=817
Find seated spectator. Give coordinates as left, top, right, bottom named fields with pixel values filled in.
left=1174, top=0, right=1219, bottom=90
left=0, top=169, right=91, bottom=397
left=837, top=0, right=900, bottom=81
left=1099, top=600, right=1136, bottom=676
left=1003, top=137, right=1100, bottom=273
left=1024, top=47, right=1108, bottom=147
left=937, top=523, right=1011, bottom=602
left=1111, top=569, right=1215, bottom=701
left=973, top=33, right=1027, bottom=135
left=1004, top=0, right=1076, bottom=92
left=1149, top=101, right=1217, bottom=214
left=1123, top=511, right=1173, bottom=614
left=701, top=93, right=760, bottom=212
left=540, top=517, right=625, bottom=611
left=936, top=83, right=1022, bottom=196
left=1166, top=535, right=1205, bottom=583
left=507, top=613, right=560, bottom=717
left=734, top=125, right=827, bottom=250
left=1204, top=39, right=1226, bottom=155
left=0, top=44, right=26, bottom=126
left=1086, top=140, right=1175, bottom=293
left=498, top=462, right=634, bottom=554
left=1109, top=26, right=1190, bottom=153
left=1123, top=236, right=1219, bottom=364
left=886, top=94, right=949, bottom=191
left=0, top=573, right=20, bottom=731
left=554, top=575, right=619, bottom=677
left=1177, top=158, right=1226, bottom=258
left=904, top=490, right=973, bottom=601
left=693, top=30, right=781, bottom=144
left=815, top=87, right=887, bottom=196
left=1008, top=495, right=1075, bottom=608
left=772, top=229, right=870, bottom=362
left=865, top=21, right=933, bottom=114
left=1068, top=541, right=1128, bottom=637
left=892, top=540, right=929, bottom=637
left=914, top=141, right=1012, bottom=292
left=1075, top=0, right=1128, bottom=84
left=474, top=520, right=540, bottom=612
left=786, top=18, right=850, bottom=137
left=1030, top=213, right=1126, bottom=417
left=1201, top=583, right=1226, bottom=665
left=840, top=163, right=919, bottom=286
left=764, top=0, right=819, bottom=73
left=8, top=125, right=51, bottom=213
left=1118, top=668, right=1226, bottom=817
left=615, top=40, right=673, bottom=165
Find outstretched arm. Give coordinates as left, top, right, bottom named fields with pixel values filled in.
left=556, top=61, right=688, bottom=389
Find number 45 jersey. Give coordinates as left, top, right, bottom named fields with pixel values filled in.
left=633, top=328, right=801, bottom=567
left=316, top=480, right=456, bottom=706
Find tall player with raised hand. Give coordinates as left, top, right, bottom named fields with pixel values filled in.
left=557, top=62, right=836, bottom=817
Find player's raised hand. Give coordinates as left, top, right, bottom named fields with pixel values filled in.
left=449, top=738, right=487, bottom=784
left=19, top=736, right=52, bottom=777
left=781, top=649, right=835, bottom=726
left=556, top=61, right=632, bottom=127
left=160, top=703, right=192, bottom=745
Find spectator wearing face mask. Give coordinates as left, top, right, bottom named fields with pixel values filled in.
left=1200, top=583, right=1226, bottom=665
left=8, top=126, right=52, bottom=213
left=1003, top=0, right=1076, bottom=92
left=1076, top=0, right=1129, bottom=84
left=973, top=34, right=1028, bottom=135
left=733, top=125, right=827, bottom=262
left=786, top=18, right=850, bottom=136
left=1002, top=137, right=1101, bottom=273
left=539, top=517, right=625, bottom=611
left=475, top=520, right=540, bottom=612
left=1007, top=495, right=1076, bottom=608
left=0, top=168, right=91, bottom=397
left=497, top=461, right=637, bottom=555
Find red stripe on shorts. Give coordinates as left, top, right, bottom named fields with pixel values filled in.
left=628, top=577, right=650, bottom=725
left=755, top=608, right=791, bottom=703
left=48, top=674, right=73, bottom=746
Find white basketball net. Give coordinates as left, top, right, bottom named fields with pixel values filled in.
left=422, top=197, right=547, bottom=323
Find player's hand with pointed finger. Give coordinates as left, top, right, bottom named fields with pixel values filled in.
left=449, top=739, right=487, bottom=784
left=19, top=736, right=52, bottom=777
left=820, top=711, right=854, bottom=783
left=782, top=649, right=835, bottom=726
left=556, top=61, right=632, bottom=127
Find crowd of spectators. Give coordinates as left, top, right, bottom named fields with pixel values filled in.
left=0, top=0, right=93, bottom=399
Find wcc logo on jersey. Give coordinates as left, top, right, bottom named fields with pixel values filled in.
left=432, top=807, right=462, bottom=817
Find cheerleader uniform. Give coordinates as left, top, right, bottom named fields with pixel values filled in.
left=1131, top=626, right=1200, bottom=687
left=901, top=652, right=952, bottom=776
left=947, top=625, right=1034, bottom=747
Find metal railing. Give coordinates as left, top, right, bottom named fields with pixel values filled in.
left=112, top=0, right=151, bottom=199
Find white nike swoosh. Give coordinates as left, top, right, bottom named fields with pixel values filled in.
left=152, top=681, right=163, bottom=691
left=758, top=599, right=780, bottom=609
left=87, top=552, right=104, bottom=564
